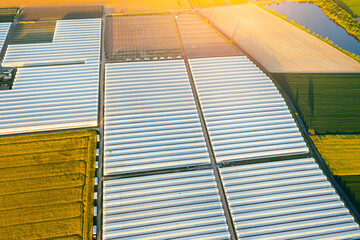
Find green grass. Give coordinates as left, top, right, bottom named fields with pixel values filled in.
left=335, top=0, right=360, bottom=17
left=272, top=73, right=360, bottom=134
left=336, top=175, right=360, bottom=214
left=0, top=130, right=97, bottom=239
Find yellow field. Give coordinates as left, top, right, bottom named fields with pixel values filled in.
left=229, top=0, right=249, bottom=4
left=311, top=135, right=360, bottom=175
left=190, top=0, right=226, bottom=8
left=0, top=131, right=97, bottom=239
left=0, top=0, right=191, bottom=12
left=198, top=4, right=360, bottom=73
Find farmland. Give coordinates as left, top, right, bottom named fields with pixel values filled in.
left=0, top=8, right=18, bottom=22
left=336, top=0, right=360, bottom=17
left=0, top=131, right=97, bottom=239
left=272, top=73, right=360, bottom=134
left=337, top=175, right=360, bottom=213
left=190, top=0, right=226, bottom=8
left=198, top=4, right=360, bottom=73
left=311, top=134, right=360, bottom=212
left=311, top=135, right=360, bottom=175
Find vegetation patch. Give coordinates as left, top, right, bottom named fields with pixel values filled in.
left=0, top=8, right=18, bottom=22
left=0, top=130, right=97, bottom=239
left=273, top=73, right=360, bottom=134
left=312, top=134, right=360, bottom=212
left=336, top=175, right=360, bottom=214
left=316, top=0, right=360, bottom=40
left=311, top=135, right=360, bottom=174
left=9, top=22, right=56, bottom=45
left=334, top=0, right=360, bottom=18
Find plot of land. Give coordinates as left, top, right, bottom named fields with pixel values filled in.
left=9, top=22, right=56, bottom=45
left=311, top=134, right=360, bottom=213
left=0, top=131, right=97, bottom=239
left=190, top=0, right=226, bottom=8
left=0, top=8, right=18, bottom=22
left=18, top=5, right=103, bottom=21
left=311, top=135, right=360, bottom=175
left=106, top=13, right=181, bottom=62
left=337, top=175, right=360, bottom=213
left=198, top=4, right=360, bottom=73
left=340, top=0, right=360, bottom=17
left=273, top=73, right=360, bottom=134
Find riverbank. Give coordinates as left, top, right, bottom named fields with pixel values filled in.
left=260, top=2, right=360, bottom=62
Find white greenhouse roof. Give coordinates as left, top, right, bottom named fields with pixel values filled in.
left=220, top=158, right=360, bottom=239
left=2, top=18, right=101, bottom=67
left=104, top=60, right=210, bottom=175
left=0, top=22, right=10, bottom=54
left=0, top=63, right=99, bottom=135
left=102, top=169, right=230, bottom=240
left=189, top=56, right=309, bottom=163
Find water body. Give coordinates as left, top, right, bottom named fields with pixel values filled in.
left=263, top=2, right=360, bottom=56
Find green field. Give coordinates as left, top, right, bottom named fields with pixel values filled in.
left=273, top=73, right=360, bottom=134
left=312, top=134, right=360, bottom=212
left=335, top=0, right=360, bottom=17
left=0, top=131, right=97, bottom=239
left=337, top=175, right=360, bottom=212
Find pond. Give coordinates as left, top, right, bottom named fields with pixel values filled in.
left=263, top=2, right=360, bottom=56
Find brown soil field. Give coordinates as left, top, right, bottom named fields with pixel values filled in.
left=198, top=4, right=360, bottom=73
left=0, top=131, right=97, bottom=239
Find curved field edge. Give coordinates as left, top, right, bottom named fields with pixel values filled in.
left=260, top=4, right=360, bottom=62
left=311, top=135, right=360, bottom=212
left=197, top=4, right=360, bottom=73
left=0, top=130, right=97, bottom=239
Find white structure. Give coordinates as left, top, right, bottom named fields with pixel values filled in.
left=220, top=158, right=360, bottom=239
left=189, top=56, right=308, bottom=163
left=102, top=169, right=231, bottom=239
left=104, top=60, right=210, bottom=175
left=0, top=22, right=11, bottom=54
left=0, top=63, right=99, bottom=135
left=2, top=18, right=101, bottom=67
